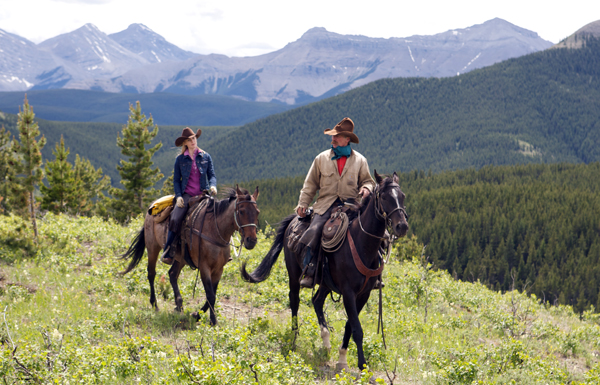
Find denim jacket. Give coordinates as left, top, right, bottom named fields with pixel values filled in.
left=173, top=150, right=217, bottom=199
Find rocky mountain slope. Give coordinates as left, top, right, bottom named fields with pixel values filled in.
left=90, top=18, right=553, bottom=104
left=0, top=19, right=552, bottom=104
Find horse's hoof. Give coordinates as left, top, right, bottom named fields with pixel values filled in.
left=335, top=363, right=350, bottom=373
left=174, top=307, right=183, bottom=313
left=191, top=312, right=200, bottom=321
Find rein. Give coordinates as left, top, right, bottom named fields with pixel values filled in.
left=211, top=196, right=259, bottom=249
left=358, top=183, right=408, bottom=242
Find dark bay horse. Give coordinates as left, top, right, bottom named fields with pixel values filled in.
left=241, top=172, right=408, bottom=371
left=122, top=186, right=260, bottom=325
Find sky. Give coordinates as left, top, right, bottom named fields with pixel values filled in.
left=1, top=0, right=599, bottom=57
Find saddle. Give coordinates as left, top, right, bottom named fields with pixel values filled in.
left=287, top=208, right=313, bottom=252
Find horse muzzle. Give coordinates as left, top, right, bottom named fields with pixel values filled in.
left=393, top=221, right=409, bottom=238
left=244, top=236, right=258, bottom=249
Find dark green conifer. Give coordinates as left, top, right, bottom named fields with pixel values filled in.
left=73, top=154, right=111, bottom=216
left=13, top=96, right=46, bottom=238
left=40, top=135, right=75, bottom=213
left=0, top=126, right=18, bottom=214
left=110, top=101, right=163, bottom=222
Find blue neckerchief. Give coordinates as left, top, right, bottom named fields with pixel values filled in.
left=331, top=144, right=351, bottom=160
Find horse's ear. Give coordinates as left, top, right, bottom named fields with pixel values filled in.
left=374, top=169, right=383, bottom=184
left=252, top=186, right=259, bottom=201
left=236, top=184, right=243, bottom=195
left=393, top=171, right=399, bottom=184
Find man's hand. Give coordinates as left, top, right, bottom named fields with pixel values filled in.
left=360, top=188, right=371, bottom=199
left=176, top=197, right=184, bottom=208
left=210, top=186, right=217, bottom=195
left=296, top=206, right=307, bottom=218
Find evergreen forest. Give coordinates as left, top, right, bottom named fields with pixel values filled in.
left=236, top=163, right=600, bottom=314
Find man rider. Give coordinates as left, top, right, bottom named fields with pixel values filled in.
left=295, top=117, right=375, bottom=288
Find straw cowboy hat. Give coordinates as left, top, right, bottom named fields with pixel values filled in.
left=324, top=117, right=359, bottom=144
left=175, top=127, right=202, bottom=147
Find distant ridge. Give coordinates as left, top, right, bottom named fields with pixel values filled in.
left=554, top=19, right=600, bottom=49
left=0, top=89, right=292, bottom=126
left=0, top=19, right=552, bottom=105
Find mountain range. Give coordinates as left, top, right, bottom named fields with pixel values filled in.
left=1, top=18, right=552, bottom=105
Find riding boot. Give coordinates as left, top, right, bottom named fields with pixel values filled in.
left=300, top=247, right=317, bottom=288
left=161, top=231, right=177, bottom=265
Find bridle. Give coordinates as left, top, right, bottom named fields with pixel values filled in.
left=212, top=194, right=259, bottom=247
left=233, top=198, right=259, bottom=236
left=358, top=182, right=408, bottom=242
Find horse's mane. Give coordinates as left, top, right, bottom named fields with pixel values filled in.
left=214, top=187, right=251, bottom=217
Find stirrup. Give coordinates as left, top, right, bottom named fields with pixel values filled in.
left=300, top=276, right=315, bottom=288
left=160, top=246, right=174, bottom=265
left=299, top=263, right=316, bottom=288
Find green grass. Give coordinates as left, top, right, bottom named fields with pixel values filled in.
left=1, top=213, right=600, bottom=384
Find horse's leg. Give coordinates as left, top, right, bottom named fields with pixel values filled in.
left=146, top=219, right=161, bottom=310
left=284, top=247, right=302, bottom=347
left=337, top=292, right=370, bottom=371
left=200, top=269, right=222, bottom=313
left=147, top=247, right=160, bottom=310
left=199, top=271, right=218, bottom=326
left=312, top=286, right=332, bottom=351
left=168, top=260, right=185, bottom=312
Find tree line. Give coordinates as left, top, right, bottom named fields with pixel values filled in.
left=0, top=96, right=164, bottom=231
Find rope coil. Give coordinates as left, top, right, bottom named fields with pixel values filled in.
left=321, top=211, right=349, bottom=252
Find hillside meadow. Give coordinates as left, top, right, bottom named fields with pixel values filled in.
left=2, top=213, right=600, bottom=384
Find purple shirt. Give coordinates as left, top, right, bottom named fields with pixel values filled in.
left=183, top=148, right=202, bottom=196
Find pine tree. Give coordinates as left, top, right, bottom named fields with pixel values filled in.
left=110, top=101, right=163, bottom=222
left=13, top=96, right=46, bottom=238
left=73, top=154, right=111, bottom=216
left=0, top=126, right=18, bottom=214
left=40, top=135, right=76, bottom=213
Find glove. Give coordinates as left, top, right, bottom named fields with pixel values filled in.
left=176, top=197, right=184, bottom=208
left=210, top=186, right=217, bottom=195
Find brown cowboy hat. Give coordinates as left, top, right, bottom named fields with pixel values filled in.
left=324, top=117, right=359, bottom=144
left=175, top=127, right=202, bottom=147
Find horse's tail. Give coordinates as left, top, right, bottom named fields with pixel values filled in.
left=241, top=214, right=296, bottom=283
left=120, top=227, right=146, bottom=275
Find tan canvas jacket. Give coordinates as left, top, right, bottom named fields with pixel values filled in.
left=297, top=149, right=376, bottom=215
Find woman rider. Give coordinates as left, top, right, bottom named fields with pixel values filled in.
left=161, top=127, right=217, bottom=264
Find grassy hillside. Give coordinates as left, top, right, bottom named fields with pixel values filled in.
left=0, top=89, right=292, bottom=126
left=1, top=213, right=600, bottom=384
left=203, top=37, right=600, bottom=182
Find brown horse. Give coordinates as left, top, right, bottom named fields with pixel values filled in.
left=241, top=172, right=408, bottom=371
left=122, top=186, right=260, bottom=325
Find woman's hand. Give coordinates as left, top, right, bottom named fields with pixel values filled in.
left=210, top=186, right=217, bottom=196
left=176, top=197, right=184, bottom=208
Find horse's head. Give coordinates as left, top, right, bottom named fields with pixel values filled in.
left=374, top=170, right=409, bottom=238
left=235, top=185, right=260, bottom=249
